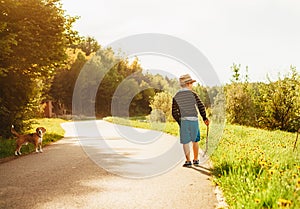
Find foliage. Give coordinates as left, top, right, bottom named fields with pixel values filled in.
left=193, top=84, right=211, bottom=107
left=93, top=50, right=150, bottom=117
left=259, top=67, right=300, bottom=131
left=54, top=46, right=179, bottom=118
left=0, top=0, right=78, bottom=137
left=149, top=109, right=166, bottom=122
left=211, top=125, right=300, bottom=209
left=225, top=82, right=256, bottom=126
left=149, top=91, right=173, bottom=122
left=225, top=64, right=300, bottom=132
left=50, top=50, right=88, bottom=114
left=79, top=36, right=100, bottom=56
left=0, top=0, right=78, bottom=73
left=0, top=118, right=66, bottom=158
left=210, top=87, right=226, bottom=123
left=225, top=64, right=255, bottom=126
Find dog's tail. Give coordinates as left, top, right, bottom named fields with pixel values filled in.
left=11, top=125, right=20, bottom=137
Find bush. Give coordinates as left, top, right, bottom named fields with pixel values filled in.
left=149, top=109, right=166, bottom=122
left=225, top=65, right=300, bottom=132
left=149, top=91, right=173, bottom=122
left=259, top=67, right=300, bottom=131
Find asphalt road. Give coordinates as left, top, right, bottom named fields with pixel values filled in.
left=0, top=120, right=218, bottom=209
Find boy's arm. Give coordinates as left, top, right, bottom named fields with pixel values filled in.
left=192, top=92, right=208, bottom=122
left=172, top=98, right=181, bottom=125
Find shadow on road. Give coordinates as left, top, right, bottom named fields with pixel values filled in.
left=190, top=165, right=212, bottom=176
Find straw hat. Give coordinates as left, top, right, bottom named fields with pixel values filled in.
left=179, top=74, right=196, bottom=85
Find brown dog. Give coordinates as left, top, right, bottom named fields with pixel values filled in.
left=11, top=125, right=46, bottom=156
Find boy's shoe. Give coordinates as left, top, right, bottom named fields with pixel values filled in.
left=193, top=160, right=199, bottom=166
left=182, top=161, right=192, bottom=167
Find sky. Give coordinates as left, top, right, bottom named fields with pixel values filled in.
left=61, top=0, right=300, bottom=84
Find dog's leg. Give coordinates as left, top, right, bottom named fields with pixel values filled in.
left=39, top=143, right=43, bottom=153
left=15, top=148, right=21, bottom=156
left=34, top=142, right=39, bottom=153
left=38, top=137, right=43, bottom=153
left=15, top=144, right=22, bottom=156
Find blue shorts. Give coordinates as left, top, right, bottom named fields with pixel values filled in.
left=180, top=120, right=200, bottom=144
left=195, top=129, right=200, bottom=142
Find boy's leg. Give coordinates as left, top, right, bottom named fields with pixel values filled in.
left=183, top=143, right=191, bottom=162
left=180, top=120, right=191, bottom=161
left=192, top=141, right=199, bottom=161
left=182, top=143, right=192, bottom=167
left=193, top=130, right=200, bottom=160
left=180, top=120, right=193, bottom=167
left=192, top=129, right=201, bottom=165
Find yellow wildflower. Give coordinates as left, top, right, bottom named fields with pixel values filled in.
left=297, top=178, right=300, bottom=188
left=259, top=161, right=267, bottom=167
left=268, top=170, right=275, bottom=175
left=254, top=198, right=260, bottom=203
left=277, top=198, right=292, bottom=207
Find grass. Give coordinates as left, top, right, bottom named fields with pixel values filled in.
left=104, top=117, right=300, bottom=209
left=211, top=125, right=300, bottom=209
left=0, top=118, right=66, bottom=158
left=104, top=116, right=181, bottom=136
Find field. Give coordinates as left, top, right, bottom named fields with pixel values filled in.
left=0, top=118, right=66, bottom=158
left=104, top=117, right=300, bottom=209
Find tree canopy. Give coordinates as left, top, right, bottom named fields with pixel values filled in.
left=0, top=0, right=79, bottom=136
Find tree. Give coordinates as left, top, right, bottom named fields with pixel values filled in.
left=230, top=63, right=242, bottom=83
left=79, top=36, right=100, bottom=56
left=225, top=64, right=256, bottom=126
left=0, top=0, right=78, bottom=136
left=49, top=45, right=182, bottom=119
left=260, top=66, right=300, bottom=131
left=0, top=0, right=78, bottom=75
left=50, top=50, right=87, bottom=114
left=111, top=78, right=140, bottom=117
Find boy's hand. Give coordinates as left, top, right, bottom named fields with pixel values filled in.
left=204, top=119, right=210, bottom=126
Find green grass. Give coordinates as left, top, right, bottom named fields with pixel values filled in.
left=0, top=118, right=66, bottom=158
left=104, top=116, right=181, bottom=136
left=104, top=117, right=300, bottom=209
left=211, top=125, right=300, bottom=209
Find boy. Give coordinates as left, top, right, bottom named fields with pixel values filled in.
left=172, top=74, right=209, bottom=167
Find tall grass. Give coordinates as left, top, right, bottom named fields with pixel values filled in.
left=0, top=118, right=66, bottom=158
left=104, top=117, right=300, bottom=209
left=211, top=125, right=300, bottom=209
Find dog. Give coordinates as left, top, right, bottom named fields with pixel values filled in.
left=11, top=125, right=46, bottom=156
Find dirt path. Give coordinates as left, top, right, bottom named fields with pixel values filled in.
left=0, top=120, right=218, bottom=209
